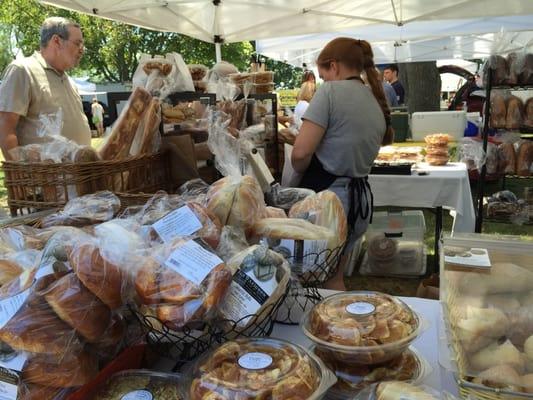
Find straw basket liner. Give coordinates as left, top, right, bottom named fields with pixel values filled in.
left=2, top=152, right=170, bottom=217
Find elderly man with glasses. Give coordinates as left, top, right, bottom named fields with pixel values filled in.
left=0, top=17, right=91, bottom=159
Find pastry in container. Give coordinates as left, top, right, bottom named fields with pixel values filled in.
left=314, top=347, right=425, bottom=399
left=188, top=338, right=335, bottom=400
left=91, top=369, right=182, bottom=399
left=425, top=154, right=449, bottom=166
left=424, top=134, right=450, bottom=146
left=302, top=291, right=421, bottom=365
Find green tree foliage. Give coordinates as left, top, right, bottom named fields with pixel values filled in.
left=0, top=0, right=304, bottom=85
left=0, top=26, right=14, bottom=74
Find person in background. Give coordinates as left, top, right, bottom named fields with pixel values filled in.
left=91, top=98, right=104, bottom=137
left=0, top=17, right=91, bottom=159
left=378, top=69, right=399, bottom=107
left=292, top=37, right=393, bottom=290
left=280, top=81, right=316, bottom=186
left=383, top=64, right=405, bottom=105
left=302, top=69, right=316, bottom=85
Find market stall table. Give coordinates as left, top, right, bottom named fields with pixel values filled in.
left=368, top=162, right=476, bottom=273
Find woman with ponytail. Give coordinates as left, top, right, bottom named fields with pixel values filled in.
left=292, top=37, right=393, bottom=290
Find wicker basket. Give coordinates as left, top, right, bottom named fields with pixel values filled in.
left=2, top=152, right=170, bottom=217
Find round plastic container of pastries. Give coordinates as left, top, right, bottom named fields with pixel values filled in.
left=312, top=347, right=427, bottom=400
left=188, top=338, right=336, bottom=400
left=424, top=133, right=450, bottom=146
left=302, top=291, right=421, bottom=366
left=425, top=154, right=449, bottom=166
left=90, top=369, right=182, bottom=399
left=425, top=144, right=449, bottom=157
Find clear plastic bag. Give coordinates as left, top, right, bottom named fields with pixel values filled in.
left=218, top=244, right=290, bottom=332
left=133, top=53, right=194, bottom=97
left=188, top=64, right=208, bottom=81
left=0, top=226, right=45, bottom=251
left=41, top=191, right=121, bottom=228
left=215, top=226, right=249, bottom=262
left=515, top=140, right=533, bottom=176
left=129, top=97, right=162, bottom=156
left=458, top=138, right=487, bottom=172
left=266, top=184, right=315, bottom=212
left=134, top=237, right=233, bottom=331
left=353, top=381, right=455, bottom=400
left=525, top=98, right=533, bottom=128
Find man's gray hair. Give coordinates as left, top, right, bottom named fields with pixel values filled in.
left=40, top=17, right=80, bottom=48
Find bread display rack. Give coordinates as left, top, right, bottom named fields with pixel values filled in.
left=475, top=62, right=533, bottom=232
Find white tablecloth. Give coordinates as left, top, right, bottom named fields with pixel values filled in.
left=369, top=162, right=475, bottom=233
left=271, top=293, right=458, bottom=396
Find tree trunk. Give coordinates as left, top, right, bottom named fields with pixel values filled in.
left=399, top=62, right=441, bottom=113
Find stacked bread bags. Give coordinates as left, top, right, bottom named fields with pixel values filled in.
left=0, top=223, right=136, bottom=398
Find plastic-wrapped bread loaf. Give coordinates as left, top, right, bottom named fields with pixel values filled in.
left=497, top=142, right=517, bottom=175
left=525, top=98, right=533, bottom=128
left=490, top=92, right=507, bottom=129
left=99, top=87, right=152, bottom=160
left=506, top=96, right=525, bottom=130
left=376, top=381, right=439, bottom=400
left=516, top=141, right=533, bottom=176
left=288, top=190, right=347, bottom=249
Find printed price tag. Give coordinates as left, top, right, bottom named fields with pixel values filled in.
left=0, top=380, right=18, bottom=400
left=121, top=390, right=153, bottom=400
left=165, top=240, right=223, bottom=286
left=152, top=206, right=203, bottom=243
left=0, top=289, right=30, bottom=329
left=238, top=352, right=273, bottom=370
left=346, top=302, right=376, bottom=316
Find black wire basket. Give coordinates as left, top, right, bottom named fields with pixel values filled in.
left=129, top=282, right=288, bottom=369
left=274, top=243, right=346, bottom=324
left=289, top=244, right=346, bottom=287
left=274, top=279, right=323, bottom=325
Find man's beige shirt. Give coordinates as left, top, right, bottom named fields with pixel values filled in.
left=0, top=52, right=91, bottom=146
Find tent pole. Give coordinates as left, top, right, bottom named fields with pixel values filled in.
left=215, top=42, right=222, bottom=62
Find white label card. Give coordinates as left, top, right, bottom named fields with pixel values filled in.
left=152, top=206, right=203, bottom=243
left=444, top=247, right=491, bottom=268
left=0, top=351, right=28, bottom=372
left=346, top=302, right=376, bottom=316
left=238, top=352, right=273, bottom=370
left=121, top=390, right=153, bottom=400
left=0, top=380, right=18, bottom=400
left=164, top=240, right=223, bottom=286
left=0, top=289, right=30, bottom=329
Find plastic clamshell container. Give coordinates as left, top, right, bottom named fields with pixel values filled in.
left=187, top=337, right=336, bottom=400
left=411, top=111, right=467, bottom=142
left=302, top=291, right=421, bottom=366
left=314, top=346, right=427, bottom=400
left=362, top=211, right=426, bottom=277
left=440, top=233, right=533, bottom=398
left=90, top=369, right=182, bottom=399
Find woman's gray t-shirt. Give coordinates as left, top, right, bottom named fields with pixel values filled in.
left=302, top=80, right=385, bottom=178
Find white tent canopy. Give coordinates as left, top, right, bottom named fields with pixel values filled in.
left=256, top=17, right=533, bottom=65
left=40, top=0, right=533, bottom=44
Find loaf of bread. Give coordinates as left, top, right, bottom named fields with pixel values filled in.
left=516, top=141, right=533, bottom=176
left=99, top=87, right=152, bottom=160
left=486, top=55, right=509, bottom=86
left=266, top=206, right=287, bottom=218
left=22, top=350, right=98, bottom=388
left=0, top=277, right=83, bottom=354
left=69, top=242, right=124, bottom=310
left=0, top=259, right=23, bottom=287
left=506, top=96, right=525, bottom=130
left=288, top=190, right=347, bottom=248
left=507, top=53, right=519, bottom=85
left=135, top=239, right=232, bottom=331
left=206, top=175, right=267, bottom=235
left=43, top=273, right=111, bottom=342
left=525, top=98, right=533, bottom=128
left=472, top=365, right=523, bottom=392
left=498, top=142, right=517, bottom=175
left=490, top=92, right=507, bottom=129
left=143, top=61, right=172, bottom=76
left=518, top=53, right=533, bottom=86
left=252, top=218, right=336, bottom=242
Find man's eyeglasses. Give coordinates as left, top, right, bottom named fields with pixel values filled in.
left=58, top=36, right=85, bottom=50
